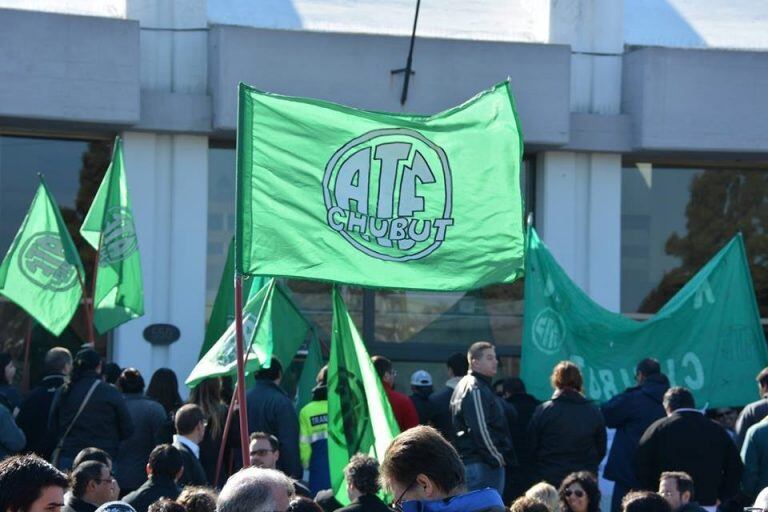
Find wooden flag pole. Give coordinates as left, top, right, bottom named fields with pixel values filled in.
left=75, top=271, right=96, bottom=345
left=233, top=274, right=251, bottom=466
left=21, top=317, right=33, bottom=393
left=215, top=390, right=238, bottom=485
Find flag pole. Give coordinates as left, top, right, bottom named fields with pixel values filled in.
left=215, top=391, right=238, bottom=485
left=76, top=272, right=96, bottom=345
left=21, top=317, right=33, bottom=393
left=233, top=274, right=251, bottom=466
left=88, top=232, right=103, bottom=345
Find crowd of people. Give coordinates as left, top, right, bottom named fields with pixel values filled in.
left=0, top=341, right=767, bottom=512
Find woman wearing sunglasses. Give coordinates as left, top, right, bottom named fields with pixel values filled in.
left=559, top=472, right=601, bottom=512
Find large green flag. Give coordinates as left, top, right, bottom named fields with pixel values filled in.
left=521, top=227, right=768, bottom=408
left=200, top=238, right=256, bottom=359
left=80, top=136, right=144, bottom=333
left=296, top=332, right=323, bottom=412
left=0, top=178, right=84, bottom=336
left=236, top=81, right=524, bottom=290
left=327, top=287, right=400, bottom=504
left=186, top=279, right=311, bottom=388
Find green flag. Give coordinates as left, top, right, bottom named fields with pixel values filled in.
left=80, top=136, right=144, bottom=333
left=236, top=81, right=524, bottom=290
left=327, top=287, right=400, bottom=504
left=0, top=178, right=84, bottom=336
left=296, top=332, right=323, bottom=412
left=200, top=238, right=256, bottom=359
left=186, top=279, right=311, bottom=388
left=521, top=227, right=768, bottom=408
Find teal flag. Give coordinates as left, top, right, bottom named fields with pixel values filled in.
left=186, top=279, right=310, bottom=388
left=521, top=227, right=768, bottom=408
left=327, top=287, right=400, bottom=504
left=236, top=81, right=524, bottom=291
left=0, top=178, right=84, bottom=336
left=296, top=332, right=323, bottom=412
left=200, top=238, right=256, bottom=359
left=80, top=136, right=144, bottom=333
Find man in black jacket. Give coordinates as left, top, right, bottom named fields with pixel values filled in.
left=63, top=461, right=116, bottom=512
left=634, top=387, right=743, bottom=508
left=430, top=353, right=468, bottom=443
left=172, top=404, right=208, bottom=487
left=502, top=377, right=541, bottom=502
left=450, top=342, right=514, bottom=494
left=246, top=357, right=302, bottom=480
left=735, top=366, right=768, bottom=449
left=124, top=444, right=183, bottom=512
left=602, top=358, right=669, bottom=512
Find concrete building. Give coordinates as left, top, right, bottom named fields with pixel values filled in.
left=0, top=0, right=766, bottom=393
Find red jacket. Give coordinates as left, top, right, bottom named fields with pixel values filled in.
left=383, top=382, right=419, bottom=431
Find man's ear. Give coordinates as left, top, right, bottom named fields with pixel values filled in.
left=145, top=464, right=152, bottom=477
left=415, top=474, right=439, bottom=499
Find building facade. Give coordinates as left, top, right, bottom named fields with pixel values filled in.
left=0, top=0, right=766, bottom=394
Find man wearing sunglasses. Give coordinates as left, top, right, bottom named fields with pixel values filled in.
left=64, top=461, right=117, bottom=512
left=658, top=472, right=706, bottom=512
left=249, top=432, right=311, bottom=498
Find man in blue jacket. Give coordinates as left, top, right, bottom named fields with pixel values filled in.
left=601, top=358, right=669, bottom=512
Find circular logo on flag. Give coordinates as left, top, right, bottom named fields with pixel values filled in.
left=532, top=307, right=565, bottom=355
left=323, top=128, right=454, bottom=261
left=98, top=207, right=138, bottom=267
left=18, top=232, right=79, bottom=291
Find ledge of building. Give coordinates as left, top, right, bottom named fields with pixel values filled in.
left=134, top=91, right=212, bottom=134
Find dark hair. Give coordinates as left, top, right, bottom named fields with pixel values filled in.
left=660, top=471, right=695, bottom=499
left=446, top=352, right=469, bottom=377
left=249, top=432, right=279, bottom=451
left=380, top=426, right=465, bottom=495
left=551, top=361, right=583, bottom=392
left=503, top=377, right=527, bottom=395
left=636, top=358, right=661, bottom=378
left=757, top=367, right=768, bottom=389
left=254, top=357, right=282, bottom=381
left=177, top=487, right=217, bottom=512
left=146, top=368, right=182, bottom=415
left=175, top=404, right=205, bottom=436
left=0, top=353, right=13, bottom=385
left=189, top=378, right=224, bottom=439
left=73, top=447, right=112, bottom=469
left=103, top=362, right=122, bottom=385
left=559, top=472, right=600, bottom=512
left=663, top=387, right=695, bottom=411
left=0, top=455, right=69, bottom=512
left=468, top=342, right=494, bottom=362
left=371, top=356, right=392, bottom=379
left=344, top=454, right=380, bottom=496
left=71, top=460, right=107, bottom=498
left=316, top=365, right=328, bottom=386
left=44, top=347, right=72, bottom=375
left=621, top=491, right=672, bottom=512
left=118, top=368, right=145, bottom=394
left=148, top=444, right=183, bottom=479
left=287, top=497, right=323, bottom=512
left=148, top=499, right=187, bottom=512
left=511, top=496, right=551, bottom=512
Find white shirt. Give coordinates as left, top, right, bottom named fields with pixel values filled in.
left=173, top=434, right=200, bottom=459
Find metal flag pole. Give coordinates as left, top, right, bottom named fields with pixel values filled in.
left=391, top=0, right=422, bottom=105
left=233, top=274, right=251, bottom=466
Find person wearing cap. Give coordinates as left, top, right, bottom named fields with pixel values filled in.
left=298, top=365, right=330, bottom=496
left=409, top=370, right=437, bottom=426
left=49, top=349, right=133, bottom=470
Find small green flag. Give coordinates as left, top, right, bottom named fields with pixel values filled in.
left=200, top=238, right=255, bottom=359
left=80, top=136, right=144, bottom=333
left=186, top=279, right=311, bottom=388
left=236, top=81, right=524, bottom=290
left=0, top=178, right=85, bottom=336
left=327, top=287, right=400, bottom=504
left=296, top=332, right=323, bottom=412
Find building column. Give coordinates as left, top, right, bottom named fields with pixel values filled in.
left=535, top=0, right=623, bottom=311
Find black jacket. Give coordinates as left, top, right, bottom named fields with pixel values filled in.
left=50, top=372, right=134, bottom=458
left=245, top=379, right=302, bottom=479
left=173, top=438, right=208, bottom=487
left=62, top=496, right=97, bottom=512
left=634, top=410, right=743, bottom=506
left=601, top=374, right=668, bottom=487
left=450, top=371, right=514, bottom=468
left=430, top=381, right=459, bottom=442
left=411, top=388, right=438, bottom=426
left=124, top=476, right=180, bottom=512
left=337, top=494, right=392, bottom=512
left=505, top=392, right=541, bottom=466
left=16, top=374, right=65, bottom=458
left=528, top=389, right=606, bottom=486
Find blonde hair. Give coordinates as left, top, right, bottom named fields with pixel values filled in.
left=525, top=481, right=560, bottom=512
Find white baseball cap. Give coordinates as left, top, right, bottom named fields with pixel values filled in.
left=410, top=370, right=433, bottom=386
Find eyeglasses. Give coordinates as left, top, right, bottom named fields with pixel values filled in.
left=564, top=489, right=585, bottom=498
left=250, top=449, right=276, bottom=457
left=391, top=480, right=416, bottom=512
left=94, top=473, right=116, bottom=485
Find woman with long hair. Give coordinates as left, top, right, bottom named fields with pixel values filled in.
left=146, top=368, right=183, bottom=416
left=0, top=352, right=20, bottom=412
left=188, top=377, right=238, bottom=485
left=559, top=472, right=601, bottom=512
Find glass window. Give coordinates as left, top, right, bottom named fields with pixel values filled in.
left=621, top=162, right=768, bottom=316
left=0, top=135, right=112, bottom=384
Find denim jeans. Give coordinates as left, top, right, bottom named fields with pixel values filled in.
left=465, top=461, right=505, bottom=494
